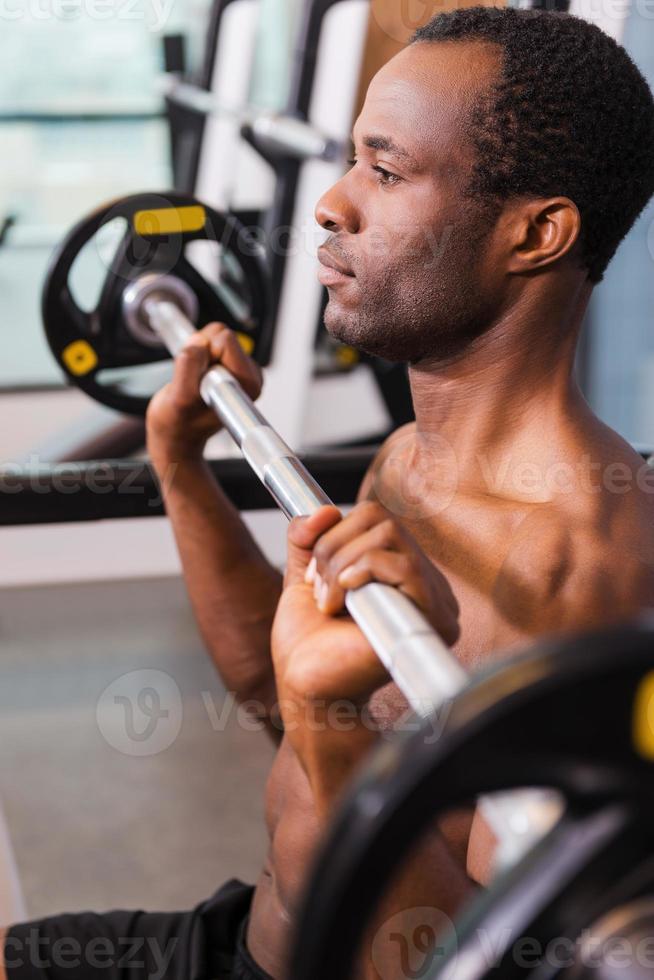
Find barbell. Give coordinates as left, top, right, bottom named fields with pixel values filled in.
left=42, top=191, right=272, bottom=416
left=43, top=192, right=561, bottom=868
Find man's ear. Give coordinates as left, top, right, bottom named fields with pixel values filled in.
left=506, top=197, right=582, bottom=274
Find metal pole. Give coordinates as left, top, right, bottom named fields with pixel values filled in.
left=158, top=76, right=343, bottom=162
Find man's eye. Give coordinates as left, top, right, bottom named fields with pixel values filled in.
left=347, top=158, right=401, bottom=187
left=372, top=165, right=401, bottom=186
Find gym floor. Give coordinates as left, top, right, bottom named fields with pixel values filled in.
left=0, top=577, right=275, bottom=919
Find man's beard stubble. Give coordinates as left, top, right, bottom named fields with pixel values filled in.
left=323, top=208, right=498, bottom=365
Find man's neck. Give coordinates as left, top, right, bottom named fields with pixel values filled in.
left=408, top=275, right=594, bottom=500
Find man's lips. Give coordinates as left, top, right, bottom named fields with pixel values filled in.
left=317, top=246, right=355, bottom=286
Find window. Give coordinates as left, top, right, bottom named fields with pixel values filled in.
left=580, top=17, right=654, bottom=448
left=0, top=1, right=211, bottom=387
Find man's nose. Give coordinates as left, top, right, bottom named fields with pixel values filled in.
left=315, top=183, right=360, bottom=234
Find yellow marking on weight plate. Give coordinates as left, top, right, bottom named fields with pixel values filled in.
left=62, top=340, right=98, bottom=376
left=335, top=344, right=359, bottom=368
left=236, top=332, right=255, bottom=355
left=633, top=671, right=654, bottom=760
left=133, top=206, right=206, bottom=237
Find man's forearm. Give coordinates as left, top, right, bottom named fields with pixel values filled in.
left=155, top=455, right=283, bottom=708
left=295, top=706, right=378, bottom=818
left=294, top=707, right=476, bottom=980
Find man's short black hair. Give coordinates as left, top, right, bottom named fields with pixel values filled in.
left=412, top=7, right=654, bottom=282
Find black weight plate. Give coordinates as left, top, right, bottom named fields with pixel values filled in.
left=43, top=190, right=272, bottom=416
left=290, top=619, right=654, bottom=980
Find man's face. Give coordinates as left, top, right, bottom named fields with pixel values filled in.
left=315, top=40, right=504, bottom=364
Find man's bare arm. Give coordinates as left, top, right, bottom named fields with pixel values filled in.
left=147, top=324, right=282, bottom=719
left=283, top=684, right=476, bottom=979
left=272, top=506, right=473, bottom=976
left=155, top=456, right=283, bottom=712
left=0, top=928, right=6, bottom=980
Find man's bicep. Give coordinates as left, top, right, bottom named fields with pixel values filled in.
left=1, top=928, right=7, bottom=980
left=359, top=821, right=476, bottom=979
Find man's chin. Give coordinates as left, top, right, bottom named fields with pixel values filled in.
left=323, top=303, right=357, bottom=345
left=325, top=314, right=407, bottom=361
left=323, top=307, right=420, bottom=363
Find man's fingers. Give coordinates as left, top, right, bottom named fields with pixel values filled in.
left=333, top=550, right=417, bottom=601
left=206, top=325, right=263, bottom=400
left=288, top=507, right=343, bottom=549
left=338, top=551, right=411, bottom=586
left=171, top=340, right=211, bottom=408
left=329, top=550, right=459, bottom=644
left=327, top=552, right=417, bottom=616
left=285, top=507, right=343, bottom=587
left=312, top=519, right=403, bottom=615
left=172, top=323, right=263, bottom=407
left=310, top=501, right=395, bottom=572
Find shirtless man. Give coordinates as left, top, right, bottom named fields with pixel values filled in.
left=3, top=7, right=654, bottom=980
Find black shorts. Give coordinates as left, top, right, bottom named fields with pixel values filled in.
left=3, top=879, right=272, bottom=980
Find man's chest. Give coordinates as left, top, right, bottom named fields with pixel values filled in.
left=398, top=509, right=530, bottom=668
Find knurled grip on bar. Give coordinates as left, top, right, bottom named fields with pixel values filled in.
left=145, top=292, right=563, bottom=865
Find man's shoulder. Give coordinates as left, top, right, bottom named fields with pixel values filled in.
left=565, top=426, right=654, bottom=569
left=356, top=422, right=417, bottom=503
left=494, top=465, right=654, bottom=636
